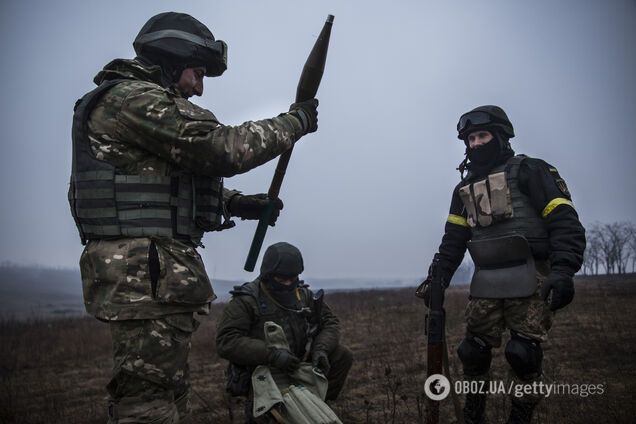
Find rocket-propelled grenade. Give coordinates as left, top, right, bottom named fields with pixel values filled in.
left=244, top=15, right=334, bottom=272
left=296, top=14, right=334, bottom=103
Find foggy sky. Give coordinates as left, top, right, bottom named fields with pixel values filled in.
left=0, top=0, right=634, bottom=280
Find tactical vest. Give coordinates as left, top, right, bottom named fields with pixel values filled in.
left=458, top=156, right=549, bottom=298
left=68, top=79, right=225, bottom=245
left=458, top=155, right=549, bottom=252
left=233, top=280, right=312, bottom=358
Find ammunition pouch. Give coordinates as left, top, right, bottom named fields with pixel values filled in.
left=225, top=363, right=253, bottom=397
left=467, top=235, right=537, bottom=298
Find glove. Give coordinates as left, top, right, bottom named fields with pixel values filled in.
left=288, top=98, right=319, bottom=135
left=268, top=349, right=301, bottom=373
left=228, top=194, right=283, bottom=226
left=312, top=350, right=331, bottom=376
left=415, top=276, right=446, bottom=308
left=541, top=272, right=574, bottom=311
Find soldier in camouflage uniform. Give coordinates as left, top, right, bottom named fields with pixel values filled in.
left=417, top=106, right=585, bottom=424
left=216, top=242, right=353, bottom=421
left=68, top=12, right=319, bottom=423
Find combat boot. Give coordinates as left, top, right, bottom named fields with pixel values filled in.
left=463, top=393, right=486, bottom=424
left=506, top=398, right=536, bottom=424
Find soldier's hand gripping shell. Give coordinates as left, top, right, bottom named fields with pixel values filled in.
left=228, top=193, right=283, bottom=226
left=268, top=348, right=301, bottom=372
left=541, top=273, right=574, bottom=311
left=288, top=98, right=319, bottom=135
left=311, top=350, right=331, bottom=376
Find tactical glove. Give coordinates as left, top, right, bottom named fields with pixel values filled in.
left=288, top=98, right=319, bottom=135
left=228, top=193, right=283, bottom=226
left=312, top=350, right=331, bottom=376
left=268, top=348, right=301, bottom=373
left=541, top=272, right=574, bottom=311
left=415, top=276, right=447, bottom=308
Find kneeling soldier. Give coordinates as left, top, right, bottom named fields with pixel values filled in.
left=216, top=242, right=353, bottom=420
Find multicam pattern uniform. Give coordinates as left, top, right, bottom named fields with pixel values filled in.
left=80, top=59, right=304, bottom=321
left=76, top=59, right=306, bottom=423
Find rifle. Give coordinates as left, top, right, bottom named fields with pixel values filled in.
left=425, top=258, right=445, bottom=424
left=244, top=15, right=335, bottom=271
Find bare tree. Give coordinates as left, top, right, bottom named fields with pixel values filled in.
left=582, top=229, right=601, bottom=275
left=627, top=222, right=636, bottom=273
left=585, top=221, right=635, bottom=274
left=608, top=222, right=631, bottom=274
left=590, top=222, right=614, bottom=274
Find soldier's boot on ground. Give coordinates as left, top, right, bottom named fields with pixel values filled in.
left=463, top=392, right=487, bottom=424
left=506, top=398, right=537, bottom=424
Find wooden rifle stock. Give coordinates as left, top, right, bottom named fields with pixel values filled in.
left=426, top=258, right=446, bottom=424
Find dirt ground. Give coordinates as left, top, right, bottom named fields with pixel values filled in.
left=1, top=274, right=634, bottom=423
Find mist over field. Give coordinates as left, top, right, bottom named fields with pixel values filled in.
left=0, top=263, right=472, bottom=319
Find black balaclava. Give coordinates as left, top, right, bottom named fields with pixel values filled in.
left=259, top=242, right=304, bottom=306
left=465, top=129, right=515, bottom=177
left=262, top=275, right=301, bottom=308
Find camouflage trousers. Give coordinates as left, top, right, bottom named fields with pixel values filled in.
left=106, top=313, right=199, bottom=423
left=464, top=283, right=554, bottom=348
left=463, top=270, right=554, bottom=404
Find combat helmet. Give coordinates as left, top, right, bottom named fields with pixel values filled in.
left=260, top=242, right=304, bottom=278
left=457, top=105, right=515, bottom=141
left=133, top=12, right=227, bottom=77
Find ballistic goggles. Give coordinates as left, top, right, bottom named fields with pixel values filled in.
left=134, top=29, right=228, bottom=77
left=457, top=111, right=500, bottom=135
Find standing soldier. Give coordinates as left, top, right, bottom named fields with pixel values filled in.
left=417, top=106, right=585, bottom=423
left=216, top=242, right=353, bottom=420
left=68, top=12, right=318, bottom=423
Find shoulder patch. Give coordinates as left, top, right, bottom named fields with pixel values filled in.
left=555, top=178, right=570, bottom=198
left=546, top=165, right=571, bottom=198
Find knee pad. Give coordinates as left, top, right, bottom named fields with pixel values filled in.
left=457, top=335, right=492, bottom=377
left=505, top=332, right=543, bottom=380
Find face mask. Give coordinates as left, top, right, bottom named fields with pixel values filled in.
left=266, top=277, right=299, bottom=292
left=467, top=135, right=500, bottom=166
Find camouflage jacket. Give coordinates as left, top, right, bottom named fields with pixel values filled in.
left=216, top=279, right=341, bottom=366
left=78, top=59, right=305, bottom=320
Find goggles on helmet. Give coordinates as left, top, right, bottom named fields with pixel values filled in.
left=457, top=111, right=500, bottom=135
left=134, top=29, right=227, bottom=76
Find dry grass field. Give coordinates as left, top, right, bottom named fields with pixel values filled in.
left=1, top=274, right=634, bottom=423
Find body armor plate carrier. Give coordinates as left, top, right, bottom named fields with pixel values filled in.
left=459, top=155, right=548, bottom=298
left=68, top=79, right=226, bottom=246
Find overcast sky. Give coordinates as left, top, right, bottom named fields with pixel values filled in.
left=0, top=0, right=634, bottom=280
